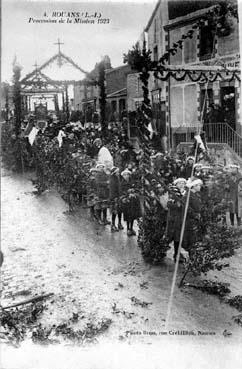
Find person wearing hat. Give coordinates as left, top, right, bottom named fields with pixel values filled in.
left=120, top=168, right=141, bottom=236
left=88, top=137, right=102, bottom=158
left=193, top=163, right=203, bottom=177
left=166, top=178, right=187, bottom=262
left=174, top=158, right=185, bottom=178
left=237, top=178, right=242, bottom=226
left=86, top=167, right=98, bottom=220
left=94, top=164, right=110, bottom=225
left=226, top=164, right=241, bottom=226
left=183, top=178, right=203, bottom=253
left=183, top=156, right=195, bottom=179
left=109, top=167, right=124, bottom=232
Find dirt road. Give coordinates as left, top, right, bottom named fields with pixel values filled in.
left=1, top=169, right=242, bottom=368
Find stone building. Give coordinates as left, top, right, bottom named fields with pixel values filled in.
left=73, top=56, right=111, bottom=122
left=126, top=72, right=143, bottom=112
left=105, top=64, right=132, bottom=122
left=143, top=0, right=240, bottom=153
left=163, top=0, right=240, bottom=146
left=144, top=0, right=169, bottom=139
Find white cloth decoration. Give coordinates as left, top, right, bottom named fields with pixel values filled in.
left=194, top=134, right=206, bottom=152
left=57, top=130, right=66, bottom=148
left=147, top=122, right=155, bottom=139
left=28, top=127, right=39, bottom=146
left=97, top=146, right=113, bottom=169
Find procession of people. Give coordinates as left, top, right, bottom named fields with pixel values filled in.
left=11, top=109, right=241, bottom=265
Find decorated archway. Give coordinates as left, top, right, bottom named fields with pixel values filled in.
left=20, top=39, right=87, bottom=119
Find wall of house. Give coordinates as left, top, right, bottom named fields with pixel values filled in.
left=165, top=8, right=240, bottom=145
left=217, top=16, right=240, bottom=57
left=105, top=65, right=132, bottom=96
left=145, top=0, right=169, bottom=136
left=73, top=84, right=84, bottom=110
left=127, top=73, right=143, bottom=111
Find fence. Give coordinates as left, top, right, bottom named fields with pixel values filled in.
left=174, top=122, right=242, bottom=158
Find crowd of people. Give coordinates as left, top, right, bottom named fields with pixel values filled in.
left=15, top=113, right=242, bottom=261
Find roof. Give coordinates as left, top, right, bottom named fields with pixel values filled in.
left=21, top=52, right=88, bottom=83
left=164, top=5, right=216, bottom=30
left=107, top=88, right=127, bottom=98
left=144, top=0, right=161, bottom=32
left=105, top=64, right=132, bottom=75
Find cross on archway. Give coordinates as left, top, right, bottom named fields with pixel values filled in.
left=54, top=38, right=64, bottom=55
left=33, top=61, right=39, bottom=71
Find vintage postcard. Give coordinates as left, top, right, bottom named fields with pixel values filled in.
left=1, top=0, right=242, bottom=368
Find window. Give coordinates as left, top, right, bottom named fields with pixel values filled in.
left=171, top=84, right=197, bottom=127
left=154, top=18, right=157, bottom=44
left=170, top=25, right=197, bottom=65
left=111, top=100, right=117, bottom=112
left=184, top=84, right=197, bottom=123
left=153, top=46, right=158, bottom=62
left=171, top=86, right=183, bottom=127
left=200, top=25, right=215, bottom=60
left=153, top=47, right=159, bottom=88
left=221, top=86, right=235, bottom=130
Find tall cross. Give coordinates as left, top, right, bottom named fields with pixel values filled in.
left=54, top=38, right=64, bottom=54
left=33, top=61, right=39, bottom=71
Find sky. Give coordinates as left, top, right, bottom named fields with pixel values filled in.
left=1, top=0, right=157, bottom=83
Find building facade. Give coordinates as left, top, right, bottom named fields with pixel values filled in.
left=105, top=64, right=133, bottom=122
left=144, top=0, right=169, bottom=138
left=164, top=1, right=240, bottom=146
left=73, top=56, right=111, bottom=122
left=143, top=0, right=240, bottom=148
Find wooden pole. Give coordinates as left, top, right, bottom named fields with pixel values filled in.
left=1, top=293, right=54, bottom=310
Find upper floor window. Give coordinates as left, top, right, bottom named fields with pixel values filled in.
left=154, top=18, right=158, bottom=44
left=199, top=24, right=215, bottom=60
left=153, top=46, right=158, bottom=62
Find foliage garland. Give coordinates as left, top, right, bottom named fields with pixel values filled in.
left=123, top=2, right=239, bottom=83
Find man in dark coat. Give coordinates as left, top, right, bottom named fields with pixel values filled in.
left=183, top=156, right=195, bottom=179
left=166, top=178, right=187, bottom=262
left=120, top=168, right=141, bottom=236
left=183, top=178, right=203, bottom=252
left=94, top=164, right=110, bottom=225
left=225, top=165, right=241, bottom=226
left=109, top=167, right=123, bottom=232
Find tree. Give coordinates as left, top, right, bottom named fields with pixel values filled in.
left=12, top=59, right=22, bottom=136
left=82, top=55, right=111, bottom=136
left=97, top=60, right=107, bottom=135
left=1, top=82, right=10, bottom=122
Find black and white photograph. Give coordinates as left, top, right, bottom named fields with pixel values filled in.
left=1, top=0, right=242, bottom=368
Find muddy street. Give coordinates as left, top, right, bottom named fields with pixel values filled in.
left=1, top=169, right=242, bottom=367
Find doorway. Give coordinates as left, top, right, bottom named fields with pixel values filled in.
left=221, top=86, right=236, bottom=131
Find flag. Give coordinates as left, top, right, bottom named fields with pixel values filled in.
left=189, top=131, right=208, bottom=161
left=147, top=122, right=154, bottom=139
left=57, top=130, right=66, bottom=147
left=194, top=134, right=206, bottom=152
left=28, top=127, right=39, bottom=146
left=24, top=120, right=34, bottom=137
